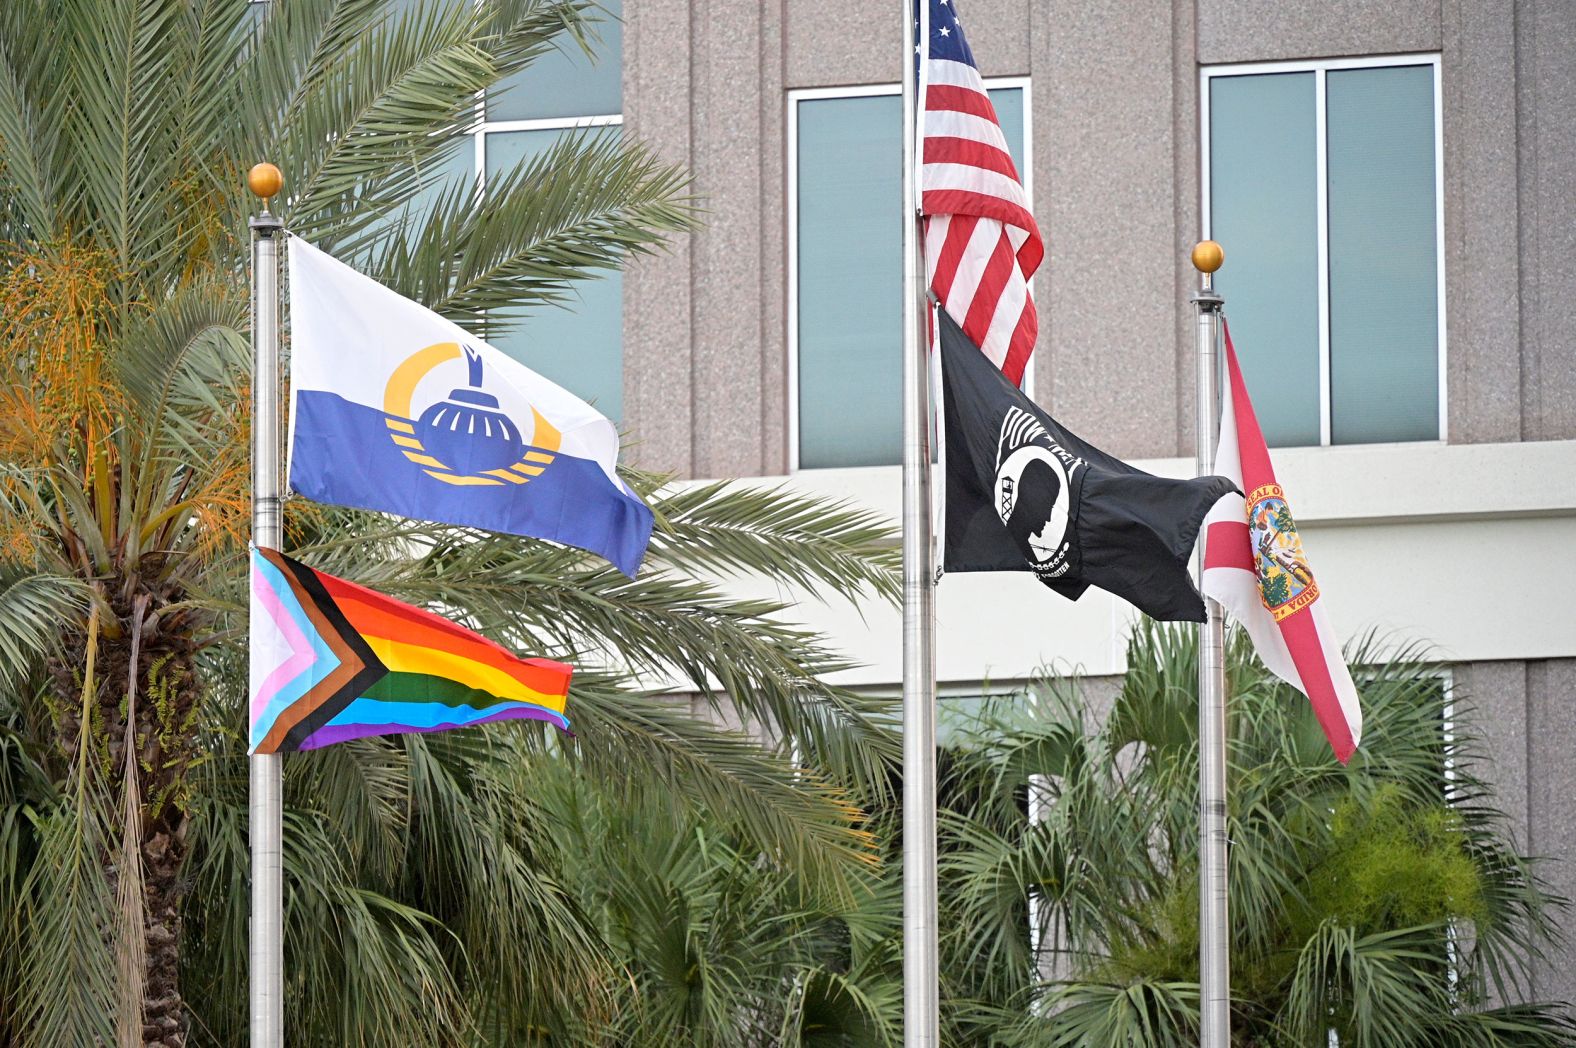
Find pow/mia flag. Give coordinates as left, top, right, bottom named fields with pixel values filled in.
left=939, top=309, right=1238, bottom=623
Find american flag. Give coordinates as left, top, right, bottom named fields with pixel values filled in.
left=920, top=0, right=1042, bottom=384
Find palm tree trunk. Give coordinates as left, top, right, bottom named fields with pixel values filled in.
left=58, top=593, right=200, bottom=1047
left=139, top=822, right=187, bottom=1047
left=125, top=631, right=198, bottom=1048
left=105, top=803, right=191, bottom=1047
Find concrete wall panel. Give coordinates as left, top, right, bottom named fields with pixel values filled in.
left=622, top=0, right=696, bottom=475
left=760, top=2, right=790, bottom=475
left=1041, top=0, right=1182, bottom=458
left=785, top=1, right=898, bottom=88
left=1171, top=0, right=1201, bottom=456
left=688, top=0, right=770, bottom=477
left=1198, top=0, right=1442, bottom=65
left=1457, top=661, right=1529, bottom=845
left=1518, top=0, right=1576, bottom=441
left=1528, top=659, right=1576, bottom=1003
left=785, top=0, right=1031, bottom=89
left=1444, top=0, right=1523, bottom=443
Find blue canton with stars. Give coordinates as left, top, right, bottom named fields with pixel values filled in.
left=916, top=0, right=978, bottom=72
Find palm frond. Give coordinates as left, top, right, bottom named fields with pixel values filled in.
left=1428, top=1002, right=1576, bottom=1048
left=0, top=2, right=67, bottom=241
left=649, top=480, right=902, bottom=605
left=14, top=797, right=118, bottom=1046
left=62, top=0, right=189, bottom=273
left=1281, top=921, right=1454, bottom=1047
left=366, top=127, right=697, bottom=327
left=0, top=570, right=88, bottom=696
left=476, top=0, right=597, bottom=66
left=1035, top=978, right=1200, bottom=1048
left=279, top=807, right=472, bottom=1046
left=568, top=672, right=878, bottom=900
left=115, top=278, right=250, bottom=431
left=271, top=0, right=496, bottom=230
left=242, top=0, right=390, bottom=140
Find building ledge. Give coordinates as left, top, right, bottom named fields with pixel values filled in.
left=763, top=438, right=1576, bottom=529
left=681, top=439, right=1576, bottom=679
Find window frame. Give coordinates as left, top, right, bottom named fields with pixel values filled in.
left=787, top=76, right=1034, bottom=472
left=470, top=0, right=624, bottom=158
left=469, top=111, right=624, bottom=181
left=1199, top=53, right=1446, bottom=447
left=466, top=34, right=625, bottom=415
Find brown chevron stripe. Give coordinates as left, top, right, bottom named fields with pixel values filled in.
left=254, top=548, right=386, bottom=753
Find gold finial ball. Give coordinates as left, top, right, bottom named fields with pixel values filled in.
left=247, top=162, right=283, bottom=201
left=1191, top=240, right=1224, bottom=274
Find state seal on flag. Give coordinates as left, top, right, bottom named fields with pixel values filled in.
left=1247, top=483, right=1318, bottom=621
left=380, top=342, right=559, bottom=488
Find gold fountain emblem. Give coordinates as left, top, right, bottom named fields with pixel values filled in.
left=381, top=342, right=560, bottom=487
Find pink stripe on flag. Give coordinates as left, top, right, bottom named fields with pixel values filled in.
left=922, top=189, right=1038, bottom=239
left=926, top=84, right=1004, bottom=121
left=924, top=136, right=1022, bottom=180
left=961, top=231, right=1015, bottom=351
left=998, top=302, right=1037, bottom=387
left=252, top=563, right=316, bottom=720
left=931, top=214, right=977, bottom=303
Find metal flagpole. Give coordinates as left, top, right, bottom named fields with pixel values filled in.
left=248, top=162, right=285, bottom=1048
left=1190, top=239, right=1229, bottom=1047
left=901, top=2, right=939, bottom=1046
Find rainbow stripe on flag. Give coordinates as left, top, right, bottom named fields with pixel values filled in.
left=249, top=546, right=572, bottom=753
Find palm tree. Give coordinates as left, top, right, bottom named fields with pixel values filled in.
left=929, top=623, right=1576, bottom=1047
left=499, top=755, right=903, bottom=1047
left=0, top=2, right=899, bottom=1044
left=508, top=621, right=1576, bottom=1046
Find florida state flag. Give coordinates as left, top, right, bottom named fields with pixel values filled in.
left=1202, top=322, right=1363, bottom=762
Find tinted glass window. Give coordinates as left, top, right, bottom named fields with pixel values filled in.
left=796, top=87, right=1025, bottom=469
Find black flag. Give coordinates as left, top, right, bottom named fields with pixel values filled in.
left=939, top=309, right=1237, bottom=622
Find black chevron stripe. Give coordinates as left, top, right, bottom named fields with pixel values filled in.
left=270, top=551, right=389, bottom=752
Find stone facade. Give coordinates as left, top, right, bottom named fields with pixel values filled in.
left=615, top=0, right=1576, bottom=1004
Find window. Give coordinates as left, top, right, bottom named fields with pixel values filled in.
left=480, top=0, right=624, bottom=421
left=390, top=0, right=625, bottom=421
left=1202, top=56, right=1444, bottom=447
left=789, top=81, right=1029, bottom=470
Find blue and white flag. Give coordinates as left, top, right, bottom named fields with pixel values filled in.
left=286, top=239, right=652, bottom=576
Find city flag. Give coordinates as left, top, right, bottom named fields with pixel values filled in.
left=939, top=310, right=1237, bottom=622
left=920, top=0, right=1042, bottom=383
left=248, top=546, right=572, bottom=754
left=1202, top=323, right=1362, bottom=762
left=287, top=238, right=652, bottom=576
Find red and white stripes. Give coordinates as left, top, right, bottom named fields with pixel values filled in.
left=920, top=5, right=1042, bottom=383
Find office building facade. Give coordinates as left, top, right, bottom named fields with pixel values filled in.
left=457, top=0, right=1576, bottom=1003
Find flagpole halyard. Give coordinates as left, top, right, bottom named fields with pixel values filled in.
left=901, top=2, right=940, bottom=1046
left=248, top=162, right=285, bottom=1048
left=1191, top=240, right=1231, bottom=1048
